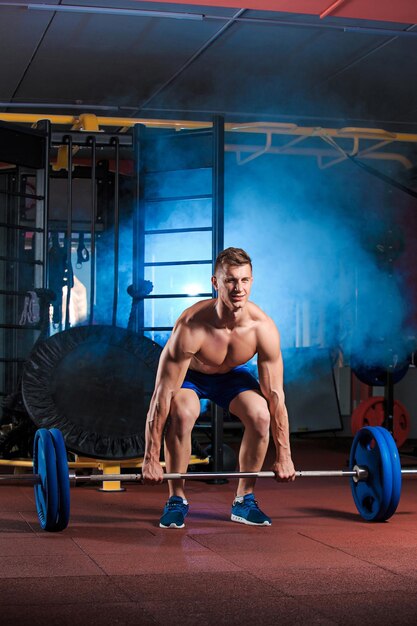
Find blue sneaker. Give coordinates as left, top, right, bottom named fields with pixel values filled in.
left=159, top=496, right=189, bottom=529
left=231, top=494, right=272, bottom=526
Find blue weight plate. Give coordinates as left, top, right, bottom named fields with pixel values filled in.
left=377, top=426, right=402, bottom=521
left=349, top=426, right=393, bottom=521
left=33, top=429, right=59, bottom=531
left=49, top=429, right=71, bottom=531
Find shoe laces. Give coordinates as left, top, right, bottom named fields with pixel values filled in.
left=166, top=498, right=187, bottom=511
left=245, top=498, right=260, bottom=510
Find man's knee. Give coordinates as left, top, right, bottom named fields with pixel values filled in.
left=246, top=408, right=270, bottom=439
left=168, top=398, right=199, bottom=437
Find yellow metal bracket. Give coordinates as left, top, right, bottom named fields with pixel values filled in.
left=315, top=131, right=412, bottom=170
left=1, top=112, right=417, bottom=170
left=236, top=132, right=311, bottom=165
left=53, top=145, right=71, bottom=172
left=74, top=114, right=101, bottom=132
left=52, top=113, right=102, bottom=172
left=236, top=131, right=272, bottom=165
left=229, top=122, right=417, bottom=169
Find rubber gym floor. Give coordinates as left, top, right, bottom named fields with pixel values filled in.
left=1, top=437, right=417, bottom=626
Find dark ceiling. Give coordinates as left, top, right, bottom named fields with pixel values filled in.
left=0, top=0, right=416, bottom=131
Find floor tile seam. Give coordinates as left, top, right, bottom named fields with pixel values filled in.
left=19, top=487, right=36, bottom=505
left=0, top=554, right=83, bottom=563
left=64, top=547, right=209, bottom=556
left=181, top=543, right=269, bottom=572
left=17, top=511, right=36, bottom=533
left=243, top=570, right=297, bottom=599
left=70, top=536, right=128, bottom=555
left=184, top=532, right=254, bottom=569
left=186, top=533, right=219, bottom=552
left=110, top=576, right=142, bottom=602
left=296, top=531, right=417, bottom=576
left=247, top=569, right=409, bottom=607
left=66, top=539, right=117, bottom=577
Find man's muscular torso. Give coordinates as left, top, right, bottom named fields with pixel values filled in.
left=173, top=299, right=271, bottom=374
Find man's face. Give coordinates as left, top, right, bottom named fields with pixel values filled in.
left=212, top=263, right=253, bottom=311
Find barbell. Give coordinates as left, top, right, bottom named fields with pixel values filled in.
left=0, top=425, right=416, bottom=531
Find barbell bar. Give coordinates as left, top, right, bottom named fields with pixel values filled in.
left=0, top=468, right=370, bottom=483
left=79, top=468, right=369, bottom=481
left=1, top=425, right=415, bottom=531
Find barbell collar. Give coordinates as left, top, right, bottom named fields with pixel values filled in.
left=352, top=464, right=369, bottom=483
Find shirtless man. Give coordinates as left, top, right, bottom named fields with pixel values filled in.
left=142, top=247, right=295, bottom=528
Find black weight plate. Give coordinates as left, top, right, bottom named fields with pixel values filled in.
left=353, top=363, right=409, bottom=387
left=22, top=326, right=162, bottom=459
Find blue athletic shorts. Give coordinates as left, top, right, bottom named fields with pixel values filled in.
left=181, top=365, right=261, bottom=410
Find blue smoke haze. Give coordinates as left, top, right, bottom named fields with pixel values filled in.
left=224, top=154, right=414, bottom=379
left=87, top=151, right=415, bottom=383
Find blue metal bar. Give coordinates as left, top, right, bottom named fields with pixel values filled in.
left=111, top=136, right=120, bottom=327
left=145, top=194, right=212, bottom=203
left=88, top=135, right=96, bottom=325
left=0, top=222, right=43, bottom=232
left=143, top=292, right=211, bottom=299
left=145, top=227, right=212, bottom=235
left=144, top=260, right=212, bottom=267
left=64, top=134, right=73, bottom=330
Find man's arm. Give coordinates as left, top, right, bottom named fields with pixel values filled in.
left=142, top=321, right=196, bottom=484
left=257, top=319, right=295, bottom=481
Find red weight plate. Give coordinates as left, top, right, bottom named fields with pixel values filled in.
left=393, top=400, right=411, bottom=448
left=351, top=398, right=410, bottom=447
left=351, top=397, right=379, bottom=435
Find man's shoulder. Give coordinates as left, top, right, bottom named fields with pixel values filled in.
left=248, top=302, right=275, bottom=326
left=176, top=299, right=215, bottom=328
left=248, top=304, right=280, bottom=350
left=169, top=302, right=212, bottom=356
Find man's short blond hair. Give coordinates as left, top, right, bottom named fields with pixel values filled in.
left=214, top=247, right=252, bottom=275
